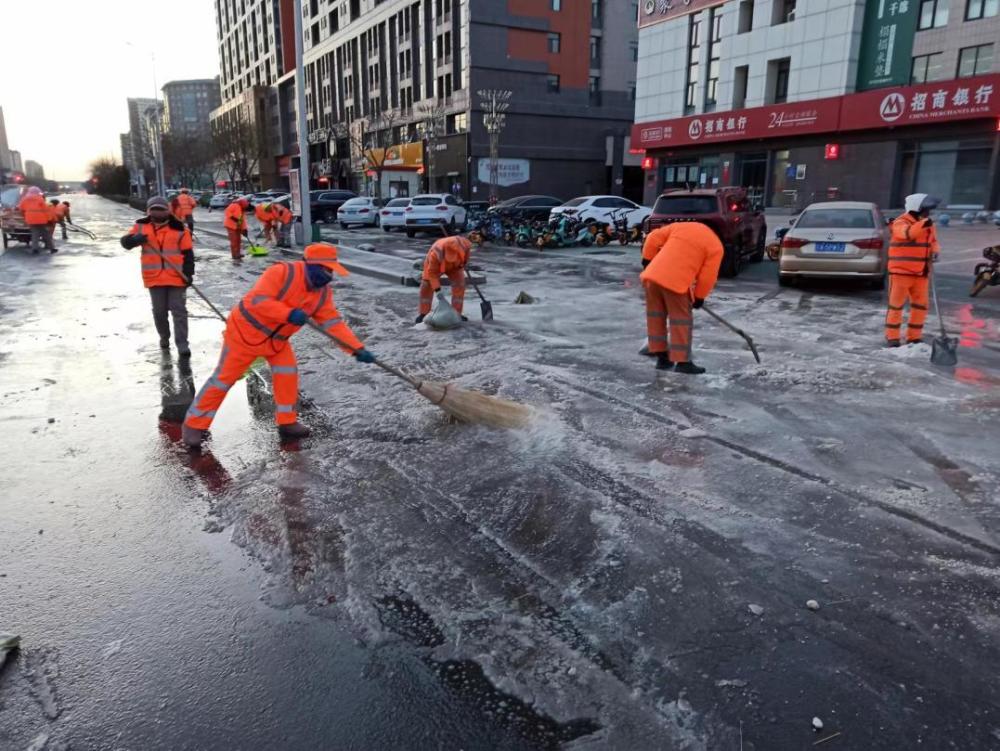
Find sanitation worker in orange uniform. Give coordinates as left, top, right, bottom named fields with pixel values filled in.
left=885, top=193, right=940, bottom=346
left=182, top=243, right=377, bottom=447
left=254, top=202, right=277, bottom=243
left=171, top=188, right=199, bottom=234
left=415, top=235, right=473, bottom=323
left=18, top=187, right=55, bottom=253
left=49, top=199, right=68, bottom=240
left=223, top=197, right=250, bottom=260
left=120, top=195, right=195, bottom=355
left=272, top=201, right=293, bottom=248
left=640, top=222, right=724, bottom=374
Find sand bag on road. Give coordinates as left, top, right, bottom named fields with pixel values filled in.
left=424, top=292, right=464, bottom=330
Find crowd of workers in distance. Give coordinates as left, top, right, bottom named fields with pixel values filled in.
left=16, top=186, right=73, bottom=253
left=111, top=186, right=940, bottom=449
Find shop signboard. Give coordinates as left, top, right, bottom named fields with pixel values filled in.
left=476, top=158, right=530, bottom=187
left=856, top=0, right=920, bottom=91
left=289, top=168, right=300, bottom=215
left=631, top=73, right=1000, bottom=149
left=638, top=0, right=726, bottom=29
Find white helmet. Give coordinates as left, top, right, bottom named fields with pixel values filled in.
left=904, top=193, right=940, bottom=213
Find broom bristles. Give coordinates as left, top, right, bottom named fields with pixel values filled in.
left=417, top=381, right=532, bottom=429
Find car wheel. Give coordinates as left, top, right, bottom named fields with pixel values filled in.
left=406, top=230, right=415, bottom=238
left=446, top=219, right=456, bottom=235
left=374, top=214, right=380, bottom=227
left=340, top=222, right=348, bottom=229
left=751, top=230, right=766, bottom=262
left=323, top=209, right=336, bottom=223
left=383, top=224, right=392, bottom=232
left=1, top=232, right=8, bottom=250
left=721, top=245, right=742, bottom=277
left=871, top=275, right=886, bottom=291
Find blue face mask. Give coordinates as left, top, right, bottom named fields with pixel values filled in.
left=306, top=264, right=333, bottom=288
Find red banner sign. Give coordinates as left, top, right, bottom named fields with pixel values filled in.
left=638, top=0, right=726, bottom=29
left=632, top=73, right=1000, bottom=149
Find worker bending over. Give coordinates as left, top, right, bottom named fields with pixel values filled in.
left=416, top=235, right=473, bottom=324
left=255, top=202, right=277, bottom=243
left=886, top=193, right=940, bottom=347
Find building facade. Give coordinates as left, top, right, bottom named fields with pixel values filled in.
left=9, top=150, right=22, bottom=173
left=0, top=106, right=11, bottom=171
left=162, top=78, right=223, bottom=138
left=632, top=0, right=1000, bottom=210
left=124, top=98, right=164, bottom=196
left=25, top=160, right=45, bottom=180
left=292, top=0, right=641, bottom=201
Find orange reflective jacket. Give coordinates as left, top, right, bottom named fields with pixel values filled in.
left=888, top=213, right=939, bottom=276
left=228, top=261, right=364, bottom=354
left=50, top=204, right=66, bottom=220
left=173, top=193, right=198, bottom=219
left=223, top=202, right=246, bottom=231
left=129, top=217, right=193, bottom=288
left=422, top=237, right=471, bottom=285
left=272, top=204, right=293, bottom=224
left=640, top=222, right=724, bottom=299
left=255, top=204, right=275, bottom=223
left=18, top=194, right=51, bottom=225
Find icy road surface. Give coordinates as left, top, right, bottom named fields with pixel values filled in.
left=2, top=195, right=999, bottom=750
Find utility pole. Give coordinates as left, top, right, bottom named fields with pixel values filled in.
left=293, top=0, right=312, bottom=243
left=477, top=89, right=511, bottom=205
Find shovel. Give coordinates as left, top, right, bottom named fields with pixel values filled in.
left=929, top=269, right=958, bottom=367
left=701, top=303, right=761, bottom=363
left=465, top=268, right=494, bottom=321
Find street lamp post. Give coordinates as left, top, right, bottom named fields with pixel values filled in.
left=293, top=0, right=312, bottom=244
left=477, top=89, right=512, bottom=205
left=419, top=106, right=444, bottom=193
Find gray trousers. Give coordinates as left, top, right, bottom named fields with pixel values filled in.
left=149, top=286, right=189, bottom=347
left=29, top=225, right=54, bottom=250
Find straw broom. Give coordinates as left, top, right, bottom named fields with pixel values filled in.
left=159, top=259, right=531, bottom=428
left=305, top=321, right=532, bottom=429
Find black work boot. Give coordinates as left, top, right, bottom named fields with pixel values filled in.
left=639, top=345, right=657, bottom=358
left=278, top=422, right=311, bottom=439
left=655, top=354, right=673, bottom=371
left=160, top=338, right=170, bottom=350
left=675, top=361, right=706, bottom=375
left=182, top=424, right=205, bottom=448
left=885, top=339, right=901, bottom=348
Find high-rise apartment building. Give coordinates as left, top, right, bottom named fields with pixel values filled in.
left=162, top=79, right=223, bottom=138
left=0, top=106, right=11, bottom=171
left=25, top=160, right=45, bottom=180
left=632, top=0, right=1000, bottom=209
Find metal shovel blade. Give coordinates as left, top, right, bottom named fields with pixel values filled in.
left=480, top=300, right=494, bottom=321
left=931, top=334, right=958, bottom=367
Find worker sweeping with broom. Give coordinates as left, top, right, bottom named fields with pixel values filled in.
left=182, top=243, right=377, bottom=447
left=640, top=222, right=723, bottom=374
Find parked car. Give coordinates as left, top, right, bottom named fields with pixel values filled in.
left=209, top=192, right=235, bottom=209
left=379, top=198, right=411, bottom=231
left=404, top=194, right=467, bottom=237
left=778, top=201, right=888, bottom=289
left=647, top=187, right=767, bottom=277
left=310, top=190, right=358, bottom=223
left=0, top=183, right=31, bottom=249
left=550, top=195, right=652, bottom=228
left=487, top=195, right=562, bottom=223
left=337, top=196, right=383, bottom=228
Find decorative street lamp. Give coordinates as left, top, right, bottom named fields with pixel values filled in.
left=477, top=89, right=512, bottom=204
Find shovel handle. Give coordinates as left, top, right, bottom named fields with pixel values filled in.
left=464, top=267, right=488, bottom=304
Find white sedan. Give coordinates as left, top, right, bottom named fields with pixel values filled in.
left=404, top=194, right=467, bottom=237
left=337, top=196, right=383, bottom=228
left=379, top=198, right=411, bottom=231
left=550, top=195, right=652, bottom=227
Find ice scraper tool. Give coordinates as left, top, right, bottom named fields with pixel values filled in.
left=465, top=268, right=494, bottom=321
left=929, top=270, right=958, bottom=367
left=701, top=303, right=761, bottom=363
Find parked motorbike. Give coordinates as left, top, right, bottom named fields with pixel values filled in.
left=608, top=208, right=643, bottom=246
left=536, top=215, right=582, bottom=249
left=970, top=245, right=1000, bottom=297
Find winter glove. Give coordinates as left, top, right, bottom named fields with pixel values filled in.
left=931, top=252, right=940, bottom=263
left=432, top=287, right=441, bottom=293
left=415, top=314, right=425, bottom=324
left=353, top=349, right=376, bottom=364
left=120, top=233, right=145, bottom=249
left=922, top=217, right=934, bottom=228
left=641, top=258, right=651, bottom=269
left=288, top=309, right=308, bottom=325
left=693, top=297, right=705, bottom=309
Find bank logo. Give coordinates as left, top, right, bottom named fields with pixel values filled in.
left=879, top=92, right=906, bottom=122
left=643, top=0, right=655, bottom=14
left=688, top=119, right=703, bottom=140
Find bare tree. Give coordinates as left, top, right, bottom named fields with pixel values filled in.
left=417, top=102, right=447, bottom=193
left=162, top=133, right=214, bottom=189
left=349, top=109, right=399, bottom=200
left=212, top=105, right=266, bottom=192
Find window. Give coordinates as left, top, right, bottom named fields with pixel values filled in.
left=454, top=112, right=468, bottom=132
left=911, top=52, right=945, bottom=83
left=958, top=43, right=993, bottom=76
left=966, top=0, right=999, bottom=19
left=769, top=57, right=791, bottom=103
left=589, top=75, right=601, bottom=104
left=590, top=36, right=602, bottom=64
left=704, top=8, right=722, bottom=108
left=738, top=0, right=754, bottom=32
left=733, top=64, right=749, bottom=109
left=551, top=0, right=561, bottom=9
left=918, top=0, right=949, bottom=28
left=630, top=42, right=638, bottom=62
left=684, top=11, right=703, bottom=112
left=548, top=33, right=561, bottom=53
left=593, top=197, right=617, bottom=207
left=772, top=0, right=796, bottom=24
left=592, top=0, right=602, bottom=20
left=547, top=74, right=560, bottom=92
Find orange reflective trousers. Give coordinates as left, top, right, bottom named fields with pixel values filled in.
left=185, top=337, right=300, bottom=429
left=885, top=274, right=929, bottom=343
left=646, top=282, right=693, bottom=363
left=419, top=270, right=466, bottom=316
left=227, top=229, right=243, bottom=259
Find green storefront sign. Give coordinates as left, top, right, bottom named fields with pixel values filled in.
left=856, top=0, right=920, bottom=91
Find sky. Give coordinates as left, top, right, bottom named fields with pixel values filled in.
left=2, top=0, right=220, bottom=181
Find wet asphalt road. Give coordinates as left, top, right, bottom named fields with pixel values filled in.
left=2, top=195, right=1000, bottom=750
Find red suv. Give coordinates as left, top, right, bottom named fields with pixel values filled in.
left=647, top=187, right=767, bottom=277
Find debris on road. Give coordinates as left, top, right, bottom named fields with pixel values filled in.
left=813, top=716, right=825, bottom=731
left=0, top=631, right=20, bottom=669
left=807, top=599, right=821, bottom=611
left=748, top=604, right=764, bottom=616
left=514, top=291, right=536, bottom=304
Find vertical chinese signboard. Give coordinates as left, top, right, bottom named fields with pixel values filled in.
left=856, top=0, right=920, bottom=91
